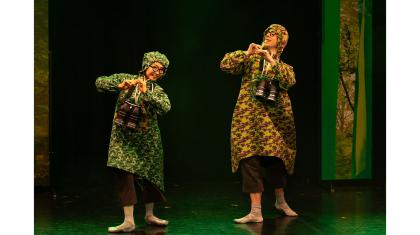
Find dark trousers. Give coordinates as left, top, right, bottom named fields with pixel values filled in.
left=240, top=156, right=287, bottom=193
left=113, top=168, right=166, bottom=206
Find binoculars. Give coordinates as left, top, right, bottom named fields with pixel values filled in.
left=115, top=101, right=142, bottom=130
left=255, top=76, right=280, bottom=103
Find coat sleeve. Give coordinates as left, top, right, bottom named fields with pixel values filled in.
left=220, top=50, right=248, bottom=75
left=271, top=62, right=296, bottom=90
left=95, top=73, right=135, bottom=93
left=141, top=85, right=171, bottom=116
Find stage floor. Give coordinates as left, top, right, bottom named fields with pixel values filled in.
left=35, top=181, right=385, bottom=234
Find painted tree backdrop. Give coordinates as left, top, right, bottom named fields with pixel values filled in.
left=35, top=0, right=49, bottom=186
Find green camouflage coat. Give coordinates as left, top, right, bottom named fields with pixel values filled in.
left=96, top=73, right=170, bottom=190
left=220, top=24, right=297, bottom=174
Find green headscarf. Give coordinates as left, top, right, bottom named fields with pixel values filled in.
left=140, top=51, right=170, bottom=74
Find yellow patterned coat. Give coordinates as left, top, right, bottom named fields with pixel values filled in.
left=220, top=24, right=297, bottom=174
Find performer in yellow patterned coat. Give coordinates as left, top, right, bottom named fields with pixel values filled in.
left=220, top=24, right=298, bottom=223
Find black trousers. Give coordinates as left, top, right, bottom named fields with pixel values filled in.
left=240, top=156, right=287, bottom=193
left=113, top=168, right=166, bottom=206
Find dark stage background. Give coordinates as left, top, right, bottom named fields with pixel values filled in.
left=48, top=0, right=384, bottom=192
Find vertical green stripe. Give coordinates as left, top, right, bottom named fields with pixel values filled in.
left=352, top=0, right=372, bottom=179
left=365, top=0, right=372, bottom=179
left=322, top=0, right=341, bottom=180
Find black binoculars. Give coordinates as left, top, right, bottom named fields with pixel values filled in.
left=115, top=101, right=142, bottom=130
left=255, top=77, right=280, bottom=103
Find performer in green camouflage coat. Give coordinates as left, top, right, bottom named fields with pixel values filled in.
left=220, top=24, right=298, bottom=223
left=96, top=51, right=171, bottom=232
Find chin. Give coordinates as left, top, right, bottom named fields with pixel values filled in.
left=263, top=44, right=274, bottom=49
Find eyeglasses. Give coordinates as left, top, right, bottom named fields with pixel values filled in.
left=149, top=65, right=166, bottom=74
left=265, top=32, right=278, bottom=37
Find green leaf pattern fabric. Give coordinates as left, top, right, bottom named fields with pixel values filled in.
left=96, top=73, right=170, bottom=191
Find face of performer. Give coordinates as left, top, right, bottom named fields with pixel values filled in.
left=263, top=31, right=278, bottom=49
left=145, top=62, right=166, bottom=81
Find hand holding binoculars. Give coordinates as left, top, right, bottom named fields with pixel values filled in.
left=246, top=43, right=262, bottom=56
left=117, top=78, right=147, bottom=93
left=117, top=79, right=137, bottom=90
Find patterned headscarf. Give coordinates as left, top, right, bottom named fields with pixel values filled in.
left=140, top=51, right=170, bottom=74
left=262, top=24, right=289, bottom=57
